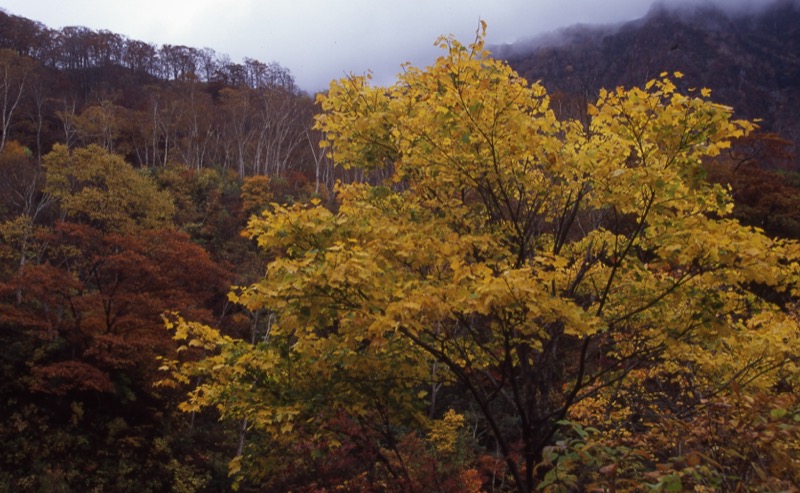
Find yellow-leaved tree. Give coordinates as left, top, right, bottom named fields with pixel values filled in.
left=44, top=144, right=175, bottom=233
left=165, top=25, right=800, bottom=492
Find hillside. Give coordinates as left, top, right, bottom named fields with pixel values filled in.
left=1, top=4, right=800, bottom=492
left=497, top=0, right=800, bottom=168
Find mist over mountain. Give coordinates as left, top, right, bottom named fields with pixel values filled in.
left=496, top=0, right=800, bottom=167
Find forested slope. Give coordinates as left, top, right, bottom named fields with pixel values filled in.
left=1, top=4, right=799, bottom=492
left=499, top=0, right=800, bottom=169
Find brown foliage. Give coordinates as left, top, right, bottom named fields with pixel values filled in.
left=0, top=222, right=230, bottom=397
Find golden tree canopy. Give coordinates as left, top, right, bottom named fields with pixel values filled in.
left=166, top=27, right=800, bottom=492
left=44, top=144, right=175, bottom=233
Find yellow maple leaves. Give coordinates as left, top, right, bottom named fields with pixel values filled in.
left=166, top=26, right=800, bottom=490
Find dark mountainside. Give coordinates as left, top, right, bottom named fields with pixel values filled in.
left=497, top=0, right=800, bottom=168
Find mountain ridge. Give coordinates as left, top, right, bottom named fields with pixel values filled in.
left=497, top=0, right=800, bottom=167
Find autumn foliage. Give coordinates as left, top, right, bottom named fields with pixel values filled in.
left=0, top=145, right=233, bottom=491
left=1, top=14, right=800, bottom=493
left=165, top=26, right=800, bottom=493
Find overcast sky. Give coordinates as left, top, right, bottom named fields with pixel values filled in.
left=0, top=0, right=763, bottom=92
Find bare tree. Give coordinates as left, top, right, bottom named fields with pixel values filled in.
left=0, top=48, right=33, bottom=153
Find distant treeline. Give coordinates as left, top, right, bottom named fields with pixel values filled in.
left=0, top=9, right=345, bottom=185
left=0, top=9, right=295, bottom=89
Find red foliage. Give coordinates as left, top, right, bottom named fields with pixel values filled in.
left=29, top=360, right=114, bottom=395
left=0, top=222, right=230, bottom=397
left=707, top=135, right=800, bottom=240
